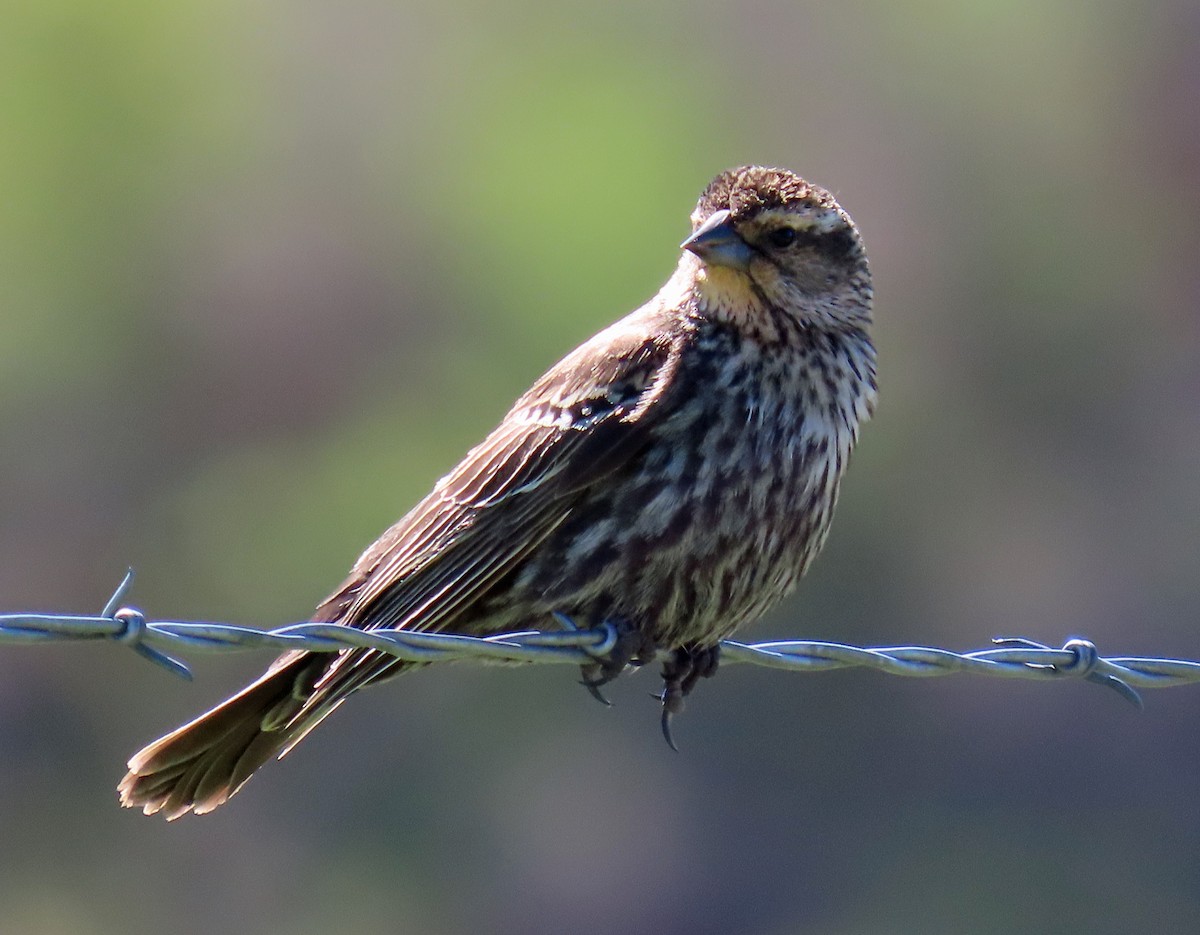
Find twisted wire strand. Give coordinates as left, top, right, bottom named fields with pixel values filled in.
left=3, top=569, right=1197, bottom=709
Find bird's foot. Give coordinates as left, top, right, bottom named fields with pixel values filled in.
left=578, top=618, right=659, bottom=706
left=656, top=644, right=720, bottom=751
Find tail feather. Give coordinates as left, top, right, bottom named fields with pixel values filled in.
left=119, top=656, right=316, bottom=819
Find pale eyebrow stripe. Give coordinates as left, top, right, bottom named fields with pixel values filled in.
left=755, top=207, right=844, bottom=232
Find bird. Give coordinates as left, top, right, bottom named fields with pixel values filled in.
left=118, top=165, right=877, bottom=819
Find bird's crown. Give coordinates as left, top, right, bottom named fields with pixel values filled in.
left=692, top=166, right=838, bottom=227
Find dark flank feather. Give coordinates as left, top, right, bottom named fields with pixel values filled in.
left=119, top=166, right=876, bottom=817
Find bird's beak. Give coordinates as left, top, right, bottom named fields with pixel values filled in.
left=681, top=209, right=753, bottom=271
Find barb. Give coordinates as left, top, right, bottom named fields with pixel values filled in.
left=4, top=571, right=1199, bottom=709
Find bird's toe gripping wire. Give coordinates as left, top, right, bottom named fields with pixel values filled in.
left=558, top=613, right=660, bottom=707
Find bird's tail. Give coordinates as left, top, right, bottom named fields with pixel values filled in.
left=118, top=653, right=340, bottom=820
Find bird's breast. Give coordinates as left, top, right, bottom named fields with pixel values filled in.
left=517, top=323, right=874, bottom=649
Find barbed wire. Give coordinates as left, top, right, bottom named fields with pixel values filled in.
left=4, top=569, right=1199, bottom=709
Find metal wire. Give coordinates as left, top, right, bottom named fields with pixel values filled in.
left=4, top=569, right=1199, bottom=709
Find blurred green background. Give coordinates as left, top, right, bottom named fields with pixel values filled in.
left=3, top=1, right=1200, bottom=932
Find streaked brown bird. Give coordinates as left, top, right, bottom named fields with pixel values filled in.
left=119, top=165, right=877, bottom=818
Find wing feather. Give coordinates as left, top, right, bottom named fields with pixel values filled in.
left=296, top=319, right=680, bottom=718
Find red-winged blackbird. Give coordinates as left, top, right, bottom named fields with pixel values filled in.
left=119, top=166, right=877, bottom=818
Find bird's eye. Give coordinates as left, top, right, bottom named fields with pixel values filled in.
left=767, top=227, right=797, bottom=249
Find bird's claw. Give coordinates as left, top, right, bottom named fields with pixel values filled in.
left=578, top=676, right=614, bottom=706
left=576, top=616, right=659, bottom=706
left=654, top=644, right=721, bottom=751
left=659, top=690, right=684, bottom=752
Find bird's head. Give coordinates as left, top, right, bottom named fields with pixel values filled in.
left=677, top=166, right=872, bottom=336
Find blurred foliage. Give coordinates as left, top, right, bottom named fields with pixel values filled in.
left=2, top=0, right=1199, bottom=933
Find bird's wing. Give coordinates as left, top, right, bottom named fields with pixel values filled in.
left=294, top=317, right=681, bottom=721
